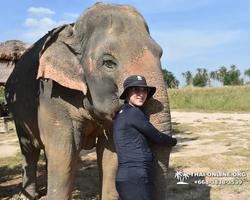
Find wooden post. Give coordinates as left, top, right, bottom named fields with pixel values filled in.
left=0, top=117, right=12, bottom=133
left=4, top=118, right=8, bottom=132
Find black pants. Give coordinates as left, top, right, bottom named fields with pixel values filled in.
left=116, top=177, right=153, bottom=200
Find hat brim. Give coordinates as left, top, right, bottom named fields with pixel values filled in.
left=119, top=85, right=156, bottom=100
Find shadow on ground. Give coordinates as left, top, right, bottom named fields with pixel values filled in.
left=0, top=152, right=99, bottom=200
left=167, top=167, right=211, bottom=200
left=1, top=121, right=211, bottom=200
left=167, top=121, right=211, bottom=200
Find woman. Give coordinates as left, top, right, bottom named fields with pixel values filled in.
left=113, top=75, right=177, bottom=200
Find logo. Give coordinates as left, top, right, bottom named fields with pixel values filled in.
left=119, top=110, right=123, bottom=113
left=174, top=170, right=189, bottom=184
left=137, top=76, right=142, bottom=80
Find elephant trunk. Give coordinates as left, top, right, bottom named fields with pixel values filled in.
left=142, top=71, right=172, bottom=200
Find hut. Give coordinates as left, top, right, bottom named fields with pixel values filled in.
left=0, top=40, right=31, bottom=119
left=0, top=40, right=31, bottom=86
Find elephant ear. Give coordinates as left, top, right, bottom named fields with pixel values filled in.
left=37, top=24, right=87, bottom=95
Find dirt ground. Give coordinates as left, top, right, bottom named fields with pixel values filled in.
left=0, top=111, right=249, bottom=199
left=168, top=111, right=250, bottom=200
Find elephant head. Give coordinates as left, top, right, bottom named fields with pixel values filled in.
left=37, top=3, right=165, bottom=119
left=36, top=3, right=171, bottom=199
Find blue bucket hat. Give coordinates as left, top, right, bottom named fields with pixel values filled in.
left=119, top=75, right=156, bottom=100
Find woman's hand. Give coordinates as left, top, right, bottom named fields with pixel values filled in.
left=170, top=135, right=176, bottom=151
left=170, top=146, right=175, bottom=151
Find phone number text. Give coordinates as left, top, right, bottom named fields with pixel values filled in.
left=194, top=180, right=243, bottom=185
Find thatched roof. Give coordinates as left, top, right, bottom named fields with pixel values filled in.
left=0, top=60, right=15, bottom=85
left=0, top=40, right=31, bottom=60
left=0, top=40, right=31, bottom=85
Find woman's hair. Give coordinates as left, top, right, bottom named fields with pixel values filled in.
left=111, top=104, right=123, bottom=120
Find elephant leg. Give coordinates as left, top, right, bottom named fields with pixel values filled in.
left=16, top=123, right=40, bottom=199
left=45, top=131, right=81, bottom=199
left=97, top=133, right=120, bottom=200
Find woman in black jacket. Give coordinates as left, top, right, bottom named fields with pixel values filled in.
left=113, top=75, right=177, bottom=200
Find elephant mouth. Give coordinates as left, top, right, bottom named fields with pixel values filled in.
left=87, top=110, right=112, bottom=128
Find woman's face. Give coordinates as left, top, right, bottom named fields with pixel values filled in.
left=126, top=86, right=149, bottom=107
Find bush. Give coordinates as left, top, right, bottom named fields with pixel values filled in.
left=0, top=86, right=6, bottom=104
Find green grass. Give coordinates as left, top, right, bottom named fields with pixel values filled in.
left=0, top=151, right=46, bottom=180
left=0, top=130, right=17, bottom=142
left=168, top=85, right=250, bottom=112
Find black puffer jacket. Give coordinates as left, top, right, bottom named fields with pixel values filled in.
left=113, top=102, right=177, bottom=181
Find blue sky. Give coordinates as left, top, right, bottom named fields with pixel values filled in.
left=1, top=0, right=250, bottom=87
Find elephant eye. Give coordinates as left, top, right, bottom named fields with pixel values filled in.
left=103, top=55, right=117, bottom=71
left=103, top=60, right=115, bottom=68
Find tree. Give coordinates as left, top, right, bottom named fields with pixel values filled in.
left=218, top=66, right=227, bottom=83
left=244, top=68, right=250, bottom=84
left=171, top=79, right=180, bottom=89
left=203, top=68, right=209, bottom=85
left=185, top=71, right=193, bottom=86
left=181, top=72, right=185, bottom=86
left=193, top=74, right=207, bottom=87
left=162, top=69, right=179, bottom=89
left=223, top=67, right=243, bottom=86
left=196, top=68, right=202, bottom=75
left=210, top=71, right=216, bottom=86
left=193, top=68, right=209, bottom=87
left=230, top=64, right=236, bottom=71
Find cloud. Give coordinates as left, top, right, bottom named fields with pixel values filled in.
left=23, top=17, right=63, bottom=28
left=22, top=17, right=69, bottom=42
left=23, top=18, right=39, bottom=27
left=28, top=7, right=55, bottom=15
left=18, top=6, right=74, bottom=43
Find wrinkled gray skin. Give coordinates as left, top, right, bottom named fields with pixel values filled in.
left=5, top=3, right=172, bottom=200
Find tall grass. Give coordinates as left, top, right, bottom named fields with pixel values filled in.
left=168, top=85, right=250, bottom=112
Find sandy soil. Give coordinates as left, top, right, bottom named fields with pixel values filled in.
left=0, top=111, right=249, bottom=200
left=168, top=111, right=250, bottom=200
left=170, top=111, right=250, bottom=157
left=0, top=138, right=19, bottom=157
left=1, top=111, right=248, bottom=159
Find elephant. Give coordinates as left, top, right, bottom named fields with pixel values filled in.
left=5, top=2, right=172, bottom=200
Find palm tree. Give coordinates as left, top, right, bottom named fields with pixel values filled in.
left=196, top=68, right=202, bottom=75
left=171, top=79, right=179, bottom=89
left=219, top=66, right=227, bottom=83
left=244, top=68, right=250, bottom=84
left=236, top=69, right=241, bottom=77
left=230, top=64, right=237, bottom=71
left=210, top=71, right=216, bottom=86
left=185, top=71, right=193, bottom=86
left=181, top=72, right=186, bottom=86
left=192, top=68, right=209, bottom=87
left=202, top=68, right=209, bottom=82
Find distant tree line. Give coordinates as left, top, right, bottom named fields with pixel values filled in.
left=162, top=65, right=250, bottom=88
left=162, top=69, right=179, bottom=89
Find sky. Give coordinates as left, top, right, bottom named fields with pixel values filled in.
left=1, top=0, right=250, bottom=87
